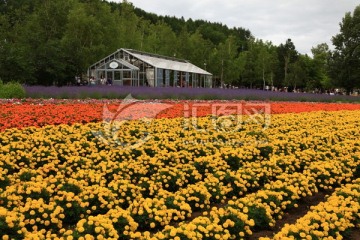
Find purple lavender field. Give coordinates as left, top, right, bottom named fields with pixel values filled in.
left=24, top=85, right=360, bottom=102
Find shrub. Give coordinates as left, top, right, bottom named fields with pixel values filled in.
left=0, top=82, right=26, bottom=99
left=159, top=216, right=231, bottom=240
left=209, top=206, right=255, bottom=238
left=17, top=199, right=65, bottom=232
left=68, top=215, right=119, bottom=239
left=106, top=207, right=138, bottom=240
left=0, top=207, right=27, bottom=239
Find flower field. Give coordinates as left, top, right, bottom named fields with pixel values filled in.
left=0, top=100, right=360, bottom=239
left=2, top=99, right=360, bottom=131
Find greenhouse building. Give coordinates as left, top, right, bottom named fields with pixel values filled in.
left=88, top=48, right=213, bottom=88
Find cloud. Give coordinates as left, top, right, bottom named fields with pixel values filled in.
left=110, top=0, right=359, bottom=54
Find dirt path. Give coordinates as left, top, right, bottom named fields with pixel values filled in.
left=249, top=190, right=331, bottom=239
left=168, top=189, right=360, bottom=239
left=249, top=189, right=360, bottom=240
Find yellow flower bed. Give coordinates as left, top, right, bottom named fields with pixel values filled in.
left=153, top=160, right=349, bottom=240
left=262, top=179, right=360, bottom=240
left=0, top=110, right=359, bottom=239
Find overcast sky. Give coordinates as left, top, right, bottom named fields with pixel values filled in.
left=109, top=0, right=359, bottom=55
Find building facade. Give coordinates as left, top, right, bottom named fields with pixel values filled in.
left=88, top=48, right=212, bottom=88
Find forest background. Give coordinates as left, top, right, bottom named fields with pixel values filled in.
left=0, top=0, right=359, bottom=93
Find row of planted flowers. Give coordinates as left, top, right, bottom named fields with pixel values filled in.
left=149, top=156, right=359, bottom=240
left=0, top=110, right=359, bottom=239
left=155, top=177, right=360, bottom=240
left=2, top=99, right=360, bottom=131
left=262, top=179, right=360, bottom=240
left=2, top=151, right=358, bottom=239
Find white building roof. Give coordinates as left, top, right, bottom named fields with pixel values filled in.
left=123, top=49, right=212, bottom=75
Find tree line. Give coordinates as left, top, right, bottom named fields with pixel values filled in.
left=0, top=0, right=359, bottom=93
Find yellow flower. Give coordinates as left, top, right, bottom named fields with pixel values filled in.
left=169, top=228, right=177, bottom=237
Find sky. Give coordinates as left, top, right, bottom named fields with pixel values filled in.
left=108, top=0, right=359, bottom=55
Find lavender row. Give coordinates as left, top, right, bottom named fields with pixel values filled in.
left=24, top=86, right=360, bottom=102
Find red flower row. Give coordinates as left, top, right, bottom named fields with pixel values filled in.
left=1, top=99, right=360, bottom=131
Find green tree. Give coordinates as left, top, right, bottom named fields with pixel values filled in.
left=0, top=0, right=39, bottom=83
left=215, top=35, right=239, bottom=87
left=117, top=0, right=142, bottom=49
left=236, top=39, right=278, bottom=89
left=233, top=51, right=247, bottom=87
left=311, top=43, right=332, bottom=90
left=241, top=50, right=258, bottom=88
left=277, top=38, right=298, bottom=87
left=287, top=55, right=309, bottom=90
left=176, top=26, right=192, bottom=59
left=15, top=0, right=75, bottom=85
left=253, top=40, right=279, bottom=89
left=143, top=21, right=177, bottom=56
left=61, top=0, right=120, bottom=81
left=188, top=31, right=213, bottom=68
left=331, top=5, right=360, bottom=93
left=0, top=0, right=39, bottom=25
left=197, top=22, right=227, bottom=46
left=0, top=14, right=15, bottom=82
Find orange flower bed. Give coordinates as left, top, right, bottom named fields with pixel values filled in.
left=157, top=101, right=360, bottom=118
left=1, top=99, right=360, bottom=131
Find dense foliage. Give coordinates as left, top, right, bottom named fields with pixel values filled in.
left=0, top=81, right=26, bottom=98
left=0, top=0, right=359, bottom=92
left=330, top=5, right=360, bottom=93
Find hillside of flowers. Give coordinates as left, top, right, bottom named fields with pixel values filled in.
left=1, top=98, right=360, bottom=239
